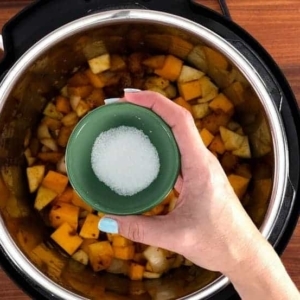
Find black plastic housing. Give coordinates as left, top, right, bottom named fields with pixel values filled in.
left=0, top=1, right=299, bottom=299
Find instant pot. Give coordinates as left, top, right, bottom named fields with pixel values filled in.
left=0, top=0, right=299, bottom=299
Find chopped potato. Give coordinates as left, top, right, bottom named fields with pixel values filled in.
left=26, top=165, right=45, bottom=193
left=88, top=54, right=110, bottom=74
left=178, top=65, right=204, bottom=83
left=34, top=186, right=57, bottom=211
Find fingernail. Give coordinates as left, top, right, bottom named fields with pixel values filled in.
left=98, top=217, right=119, bottom=233
left=124, top=88, right=141, bottom=93
left=104, top=98, right=120, bottom=105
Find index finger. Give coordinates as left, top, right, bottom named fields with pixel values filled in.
left=124, top=90, right=206, bottom=172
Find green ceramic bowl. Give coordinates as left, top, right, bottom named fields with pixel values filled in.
left=66, top=102, right=180, bottom=215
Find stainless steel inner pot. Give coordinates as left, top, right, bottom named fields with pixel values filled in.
left=0, top=9, right=288, bottom=300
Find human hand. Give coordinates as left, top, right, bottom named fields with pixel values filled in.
left=99, top=90, right=261, bottom=274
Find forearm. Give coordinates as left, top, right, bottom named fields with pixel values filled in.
left=224, top=234, right=299, bottom=300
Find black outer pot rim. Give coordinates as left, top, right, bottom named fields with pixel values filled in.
left=0, top=2, right=299, bottom=300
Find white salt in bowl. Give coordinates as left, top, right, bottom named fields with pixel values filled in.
left=66, top=102, right=180, bottom=215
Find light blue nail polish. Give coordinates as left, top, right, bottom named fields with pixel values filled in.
left=98, top=217, right=119, bottom=233
left=104, top=98, right=120, bottom=105
left=124, top=88, right=141, bottom=93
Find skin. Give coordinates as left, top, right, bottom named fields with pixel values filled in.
left=103, top=91, right=300, bottom=300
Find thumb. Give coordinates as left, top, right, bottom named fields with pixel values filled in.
left=98, top=215, right=173, bottom=249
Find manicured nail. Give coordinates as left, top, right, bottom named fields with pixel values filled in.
left=124, top=88, right=141, bottom=93
left=104, top=98, right=120, bottom=105
left=98, top=217, right=119, bottom=233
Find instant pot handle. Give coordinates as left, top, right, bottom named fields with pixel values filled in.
left=0, top=0, right=231, bottom=74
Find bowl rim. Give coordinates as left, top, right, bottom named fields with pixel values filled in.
left=65, top=102, right=180, bottom=215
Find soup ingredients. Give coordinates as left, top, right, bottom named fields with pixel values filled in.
left=22, top=32, right=273, bottom=284
left=91, top=126, right=160, bottom=196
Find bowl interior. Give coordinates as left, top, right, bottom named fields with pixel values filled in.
left=66, top=102, right=180, bottom=215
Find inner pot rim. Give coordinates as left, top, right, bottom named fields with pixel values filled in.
left=0, top=9, right=288, bottom=300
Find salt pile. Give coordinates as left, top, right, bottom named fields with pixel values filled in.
left=91, top=126, right=160, bottom=196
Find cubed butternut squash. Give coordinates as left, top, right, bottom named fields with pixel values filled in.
left=79, top=214, right=101, bottom=239
left=42, top=170, right=68, bottom=195
left=154, top=55, right=183, bottom=81
left=203, top=46, right=228, bottom=70
left=55, top=96, right=71, bottom=114
left=173, top=97, right=192, bottom=113
left=85, top=69, right=106, bottom=88
left=80, top=238, right=98, bottom=253
left=37, top=152, right=64, bottom=164
left=112, top=235, right=133, bottom=247
left=209, top=93, right=234, bottom=114
left=201, top=111, right=231, bottom=135
left=110, top=55, right=126, bottom=72
left=227, top=174, right=250, bottom=199
left=53, top=186, right=73, bottom=203
left=178, top=80, right=202, bottom=101
left=88, top=241, right=114, bottom=272
left=209, top=135, right=226, bottom=155
left=113, top=245, right=135, bottom=260
left=86, top=89, right=105, bottom=108
left=129, top=263, right=145, bottom=281
left=200, top=128, right=214, bottom=147
left=49, top=202, right=80, bottom=230
left=57, top=126, right=74, bottom=147
left=42, top=117, right=62, bottom=131
left=68, top=72, right=90, bottom=86
left=51, top=222, right=83, bottom=256
left=142, top=55, right=166, bottom=69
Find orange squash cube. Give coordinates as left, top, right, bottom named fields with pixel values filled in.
left=203, top=46, right=228, bottom=70
left=51, top=222, right=83, bottom=256
left=143, top=55, right=166, bottom=69
left=209, top=135, right=226, bottom=154
left=49, top=202, right=80, bottom=230
left=173, top=97, right=192, bottom=113
left=85, top=69, right=106, bottom=88
left=55, top=96, right=71, bottom=114
left=80, top=238, right=98, bottom=253
left=209, top=93, right=234, bottom=114
left=57, top=126, right=74, bottom=147
left=200, top=128, right=214, bottom=147
left=68, top=85, right=93, bottom=98
left=88, top=241, right=114, bottom=272
left=113, top=245, right=135, bottom=260
left=129, top=263, right=145, bottom=281
left=227, top=174, right=250, bottom=199
left=110, top=55, right=126, bottom=72
left=53, top=186, right=73, bottom=204
left=178, top=80, right=202, bottom=101
left=112, top=235, right=133, bottom=247
left=42, top=170, right=68, bottom=195
left=86, top=89, right=105, bottom=108
left=79, top=214, right=101, bottom=239
left=154, top=55, right=183, bottom=81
